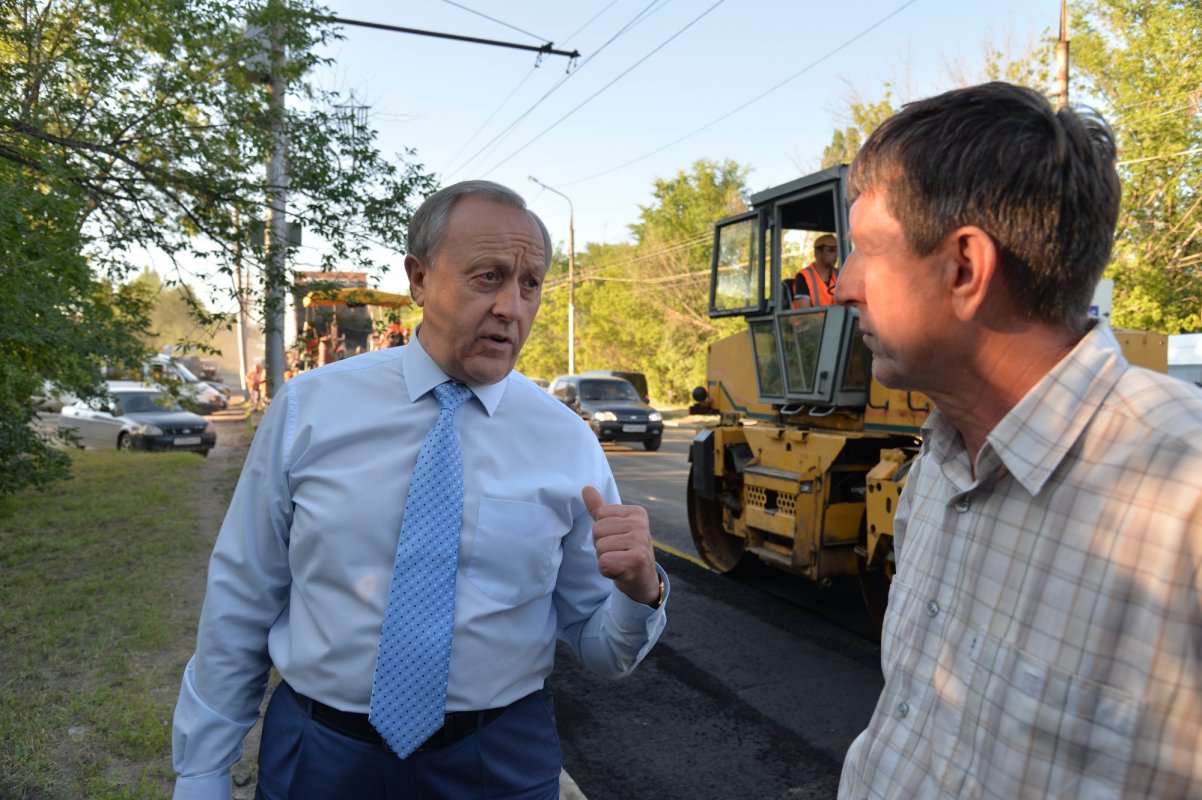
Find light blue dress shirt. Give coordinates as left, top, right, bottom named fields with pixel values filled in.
left=171, top=336, right=668, bottom=799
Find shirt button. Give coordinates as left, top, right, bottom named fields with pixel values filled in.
left=926, top=600, right=940, bottom=617
left=954, top=497, right=970, bottom=513
left=896, top=701, right=909, bottom=719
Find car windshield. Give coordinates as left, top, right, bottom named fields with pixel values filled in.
left=116, top=392, right=181, bottom=414
left=579, top=379, right=640, bottom=402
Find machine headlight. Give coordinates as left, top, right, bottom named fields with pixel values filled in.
left=648, top=411, right=663, bottom=422
left=593, top=411, right=617, bottom=422
left=135, top=424, right=164, bottom=436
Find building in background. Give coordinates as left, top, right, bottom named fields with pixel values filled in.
left=1169, top=333, right=1202, bottom=387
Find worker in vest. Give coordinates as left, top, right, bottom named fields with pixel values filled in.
left=791, top=234, right=839, bottom=307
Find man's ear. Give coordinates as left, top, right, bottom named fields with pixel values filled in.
left=404, top=254, right=428, bottom=307
left=946, top=226, right=1000, bottom=322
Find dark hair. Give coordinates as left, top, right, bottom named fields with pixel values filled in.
left=848, top=82, right=1120, bottom=331
left=407, top=180, right=553, bottom=269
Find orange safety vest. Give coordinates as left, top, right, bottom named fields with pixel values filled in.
left=791, top=264, right=837, bottom=307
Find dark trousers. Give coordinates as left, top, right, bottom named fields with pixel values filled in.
left=255, top=683, right=561, bottom=800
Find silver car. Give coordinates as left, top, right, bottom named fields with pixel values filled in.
left=58, top=383, right=216, bottom=456
left=144, top=355, right=228, bottom=414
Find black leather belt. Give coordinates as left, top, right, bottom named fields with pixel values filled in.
left=284, top=682, right=508, bottom=752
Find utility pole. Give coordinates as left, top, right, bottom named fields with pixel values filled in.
left=1055, top=0, right=1070, bottom=111
left=233, top=208, right=249, bottom=392
left=264, top=0, right=289, bottom=397
left=529, top=176, right=575, bottom=374
left=243, top=14, right=580, bottom=394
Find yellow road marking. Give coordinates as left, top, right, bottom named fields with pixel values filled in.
left=652, top=540, right=710, bottom=569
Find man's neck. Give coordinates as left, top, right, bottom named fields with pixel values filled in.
left=925, top=324, right=1083, bottom=472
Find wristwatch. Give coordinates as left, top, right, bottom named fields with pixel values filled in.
left=649, top=578, right=665, bottom=610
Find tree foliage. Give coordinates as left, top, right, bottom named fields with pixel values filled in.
left=0, top=172, right=153, bottom=496
left=821, top=92, right=896, bottom=169
left=1, top=0, right=435, bottom=496
left=1072, top=0, right=1202, bottom=333
left=519, top=159, right=749, bottom=402
left=818, top=6, right=1202, bottom=333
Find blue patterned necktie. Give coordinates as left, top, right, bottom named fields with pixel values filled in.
left=370, top=380, right=473, bottom=757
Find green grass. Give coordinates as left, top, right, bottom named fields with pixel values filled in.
left=0, top=449, right=216, bottom=799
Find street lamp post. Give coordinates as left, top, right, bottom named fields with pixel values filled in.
left=529, top=177, right=575, bottom=374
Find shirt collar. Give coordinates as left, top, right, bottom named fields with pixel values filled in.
left=985, top=321, right=1124, bottom=495
left=402, top=330, right=509, bottom=416
left=918, top=322, right=1125, bottom=496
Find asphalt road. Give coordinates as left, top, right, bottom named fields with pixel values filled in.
left=553, top=426, right=885, bottom=799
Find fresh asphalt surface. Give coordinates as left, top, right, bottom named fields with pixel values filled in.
left=553, top=427, right=885, bottom=799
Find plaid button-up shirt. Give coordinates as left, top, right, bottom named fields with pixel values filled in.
left=839, top=324, right=1202, bottom=799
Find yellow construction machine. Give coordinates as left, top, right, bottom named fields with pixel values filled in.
left=687, top=165, right=1166, bottom=629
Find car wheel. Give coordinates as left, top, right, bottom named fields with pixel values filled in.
left=117, top=433, right=134, bottom=452
left=643, top=435, right=662, bottom=452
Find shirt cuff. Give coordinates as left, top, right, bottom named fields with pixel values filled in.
left=172, top=770, right=232, bottom=800
left=609, top=565, right=670, bottom=628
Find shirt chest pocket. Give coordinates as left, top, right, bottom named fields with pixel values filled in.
left=466, top=498, right=565, bottom=606
left=973, top=640, right=1138, bottom=799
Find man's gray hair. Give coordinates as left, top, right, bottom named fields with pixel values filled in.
left=407, top=180, right=553, bottom=269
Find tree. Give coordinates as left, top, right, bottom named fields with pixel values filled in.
left=515, top=243, right=571, bottom=381
left=0, top=172, right=153, bottom=497
left=1072, top=0, right=1202, bottom=333
left=132, top=270, right=207, bottom=349
left=577, top=159, right=750, bottom=402
left=517, top=161, right=751, bottom=402
left=1, top=0, right=435, bottom=497
left=820, top=8, right=1202, bottom=334
left=821, top=92, right=896, bottom=169
left=821, top=33, right=1054, bottom=170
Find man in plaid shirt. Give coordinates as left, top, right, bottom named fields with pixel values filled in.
left=834, top=82, right=1202, bottom=798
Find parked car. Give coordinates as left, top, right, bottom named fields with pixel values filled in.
left=160, top=347, right=221, bottom=382
left=35, top=379, right=77, bottom=412
left=58, top=382, right=216, bottom=456
left=582, top=370, right=650, bottom=403
left=549, top=375, right=664, bottom=451
left=145, top=354, right=228, bottom=414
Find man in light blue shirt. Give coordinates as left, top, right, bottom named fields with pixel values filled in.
left=171, top=180, right=669, bottom=799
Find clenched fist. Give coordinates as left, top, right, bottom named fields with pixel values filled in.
left=582, top=485, right=661, bottom=607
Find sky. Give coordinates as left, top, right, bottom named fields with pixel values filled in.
left=291, top=0, right=1064, bottom=297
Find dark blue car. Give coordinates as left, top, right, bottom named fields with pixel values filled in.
left=549, top=375, right=663, bottom=451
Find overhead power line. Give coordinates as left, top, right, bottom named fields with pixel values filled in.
left=1113, top=85, right=1202, bottom=113
left=480, top=0, right=728, bottom=176
left=440, top=2, right=629, bottom=173
left=441, top=0, right=551, bottom=43
left=443, top=0, right=667, bottom=180
left=560, top=0, right=921, bottom=187
left=315, top=15, right=579, bottom=59
left=562, top=0, right=624, bottom=44
left=1118, top=146, right=1202, bottom=167
left=543, top=231, right=712, bottom=289
left=442, top=71, right=543, bottom=172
